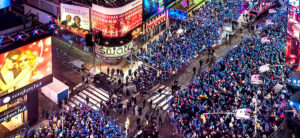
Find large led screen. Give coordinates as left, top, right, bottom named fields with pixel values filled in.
left=0, top=37, right=52, bottom=98
left=286, top=0, right=300, bottom=72
left=92, top=0, right=142, bottom=38
left=0, top=0, right=10, bottom=9
left=60, top=4, right=90, bottom=30
left=58, top=4, right=90, bottom=38
left=143, top=0, right=174, bottom=22
left=170, top=9, right=187, bottom=20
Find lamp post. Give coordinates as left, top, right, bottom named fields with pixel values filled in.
left=130, top=47, right=134, bottom=72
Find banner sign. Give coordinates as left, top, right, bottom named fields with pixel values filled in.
left=0, top=105, right=27, bottom=123
left=266, top=20, right=274, bottom=25
left=261, top=37, right=270, bottom=43
left=95, top=42, right=137, bottom=58
left=0, top=75, right=52, bottom=107
left=92, top=0, right=143, bottom=38
left=144, top=10, right=167, bottom=32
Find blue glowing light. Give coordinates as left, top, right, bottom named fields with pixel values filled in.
left=289, top=100, right=300, bottom=110
left=0, top=0, right=11, bottom=9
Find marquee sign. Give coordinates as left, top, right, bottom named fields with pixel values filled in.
left=0, top=105, right=27, bottom=123
left=95, top=41, right=137, bottom=58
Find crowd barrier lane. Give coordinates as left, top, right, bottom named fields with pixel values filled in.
left=268, top=118, right=287, bottom=138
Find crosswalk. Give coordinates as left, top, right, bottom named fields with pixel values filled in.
left=64, top=84, right=110, bottom=111
left=148, top=85, right=173, bottom=111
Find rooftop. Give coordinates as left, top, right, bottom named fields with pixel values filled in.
left=0, top=11, right=24, bottom=31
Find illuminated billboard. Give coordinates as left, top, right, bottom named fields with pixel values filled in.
left=92, top=0, right=142, bottom=38
left=95, top=41, right=137, bottom=58
left=143, top=0, right=174, bottom=22
left=170, top=9, right=187, bottom=20
left=58, top=4, right=90, bottom=38
left=0, top=0, right=10, bottom=9
left=286, top=0, right=300, bottom=72
left=0, top=37, right=53, bottom=106
left=60, top=4, right=90, bottom=30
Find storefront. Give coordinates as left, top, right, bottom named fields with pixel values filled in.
left=0, top=89, right=40, bottom=137
left=95, top=40, right=137, bottom=64
left=0, top=35, right=53, bottom=137
left=57, top=29, right=92, bottom=53
left=94, top=33, right=137, bottom=64
left=142, top=10, right=169, bottom=41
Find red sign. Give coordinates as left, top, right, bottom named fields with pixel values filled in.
left=144, top=10, right=167, bottom=33
left=146, top=14, right=166, bottom=30
left=92, top=0, right=142, bottom=38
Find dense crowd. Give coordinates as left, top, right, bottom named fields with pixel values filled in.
left=138, top=0, right=247, bottom=73
left=20, top=103, right=123, bottom=137
left=169, top=10, right=293, bottom=137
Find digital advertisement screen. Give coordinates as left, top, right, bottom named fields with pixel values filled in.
left=60, top=4, right=90, bottom=30
left=0, top=0, right=10, bottom=9
left=0, top=37, right=52, bottom=98
left=169, top=9, right=187, bottom=20
left=286, top=0, right=300, bottom=72
left=92, top=0, right=142, bottom=38
left=143, top=0, right=174, bottom=22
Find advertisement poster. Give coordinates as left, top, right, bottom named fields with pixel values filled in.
left=59, top=4, right=90, bottom=38
left=92, top=0, right=142, bottom=38
left=0, top=37, right=52, bottom=97
left=60, top=3, right=90, bottom=30
left=286, top=0, right=300, bottom=72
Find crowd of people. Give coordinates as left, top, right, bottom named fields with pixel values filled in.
left=15, top=0, right=296, bottom=137
left=20, top=103, right=123, bottom=137
left=138, top=0, right=247, bottom=74
left=169, top=9, right=293, bottom=137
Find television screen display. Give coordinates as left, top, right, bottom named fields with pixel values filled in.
left=0, top=37, right=52, bottom=97
left=143, top=0, right=174, bottom=22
